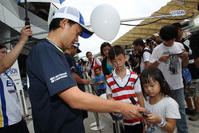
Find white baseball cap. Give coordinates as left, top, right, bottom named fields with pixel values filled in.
left=52, top=6, right=93, bottom=38
left=153, top=33, right=159, bottom=36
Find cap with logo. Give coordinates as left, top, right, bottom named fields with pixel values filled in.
left=73, top=43, right=81, bottom=53
left=52, top=6, right=93, bottom=38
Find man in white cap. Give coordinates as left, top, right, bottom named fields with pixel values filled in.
left=152, top=33, right=162, bottom=45
left=26, top=6, right=146, bottom=133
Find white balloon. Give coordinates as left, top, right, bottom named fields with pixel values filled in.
left=90, top=4, right=120, bottom=41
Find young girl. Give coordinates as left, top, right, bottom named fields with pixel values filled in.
left=140, top=66, right=181, bottom=133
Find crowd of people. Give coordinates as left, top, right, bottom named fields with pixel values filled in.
left=74, top=22, right=199, bottom=133
left=1, top=5, right=199, bottom=133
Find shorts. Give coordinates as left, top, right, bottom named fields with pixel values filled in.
left=184, top=79, right=199, bottom=97
left=0, top=118, right=29, bottom=133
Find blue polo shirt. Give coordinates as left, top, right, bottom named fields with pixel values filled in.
left=64, top=53, right=85, bottom=92
left=26, top=39, right=84, bottom=133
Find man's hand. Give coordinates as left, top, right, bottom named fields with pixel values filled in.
left=177, top=50, right=188, bottom=60
left=83, top=79, right=90, bottom=85
left=120, top=102, right=146, bottom=120
left=177, top=49, right=189, bottom=67
left=159, top=54, right=170, bottom=62
left=20, top=25, right=32, bottom=43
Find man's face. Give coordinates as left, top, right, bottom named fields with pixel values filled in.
left=71, top=46, right=77, bottom=57
left=154, top=36, right=162, bottom=44
left=133, top=44, right=141, bottom=52
left=86, top=52, right=92, bottom=61
left=62, top=19, right=82, bottom=50
left=163, top=38, right=175, bottom=47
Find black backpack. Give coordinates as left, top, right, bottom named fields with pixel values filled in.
left=140, top=48, right=151, bottom=58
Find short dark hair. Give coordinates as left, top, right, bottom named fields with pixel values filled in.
left=100, top=42, right=111, bottom=56
left=172, top=22, right=182, bottom=29
left=49, top=19, right=76, bottom=31
left=86, top=51, right=92, bottom=57
left=146, top=37, right=153, bottom=44
left=159, top=25, right=178, bottom=41
left=133, top=38, right=145, bottom=47
left=95, top=67, right=101, bottom=72
left=109, top=45, right=125, bottom=60
left=0, top=43, right=7, bottom=49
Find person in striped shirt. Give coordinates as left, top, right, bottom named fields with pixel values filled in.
left=106, top=45, right=145, bottom=133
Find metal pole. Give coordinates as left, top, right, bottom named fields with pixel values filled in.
left=24, top=0, right=30, bottom=26
left=121, top=14, right=172, bottom=22
left=20, top=90, right=27, bottom=121
left=115, top=118, right=121, bottom=133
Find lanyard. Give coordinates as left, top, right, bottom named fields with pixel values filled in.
left=45, top=37, right=64, bottom=54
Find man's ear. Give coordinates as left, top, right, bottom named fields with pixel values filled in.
left=60, top=18, right=68, bottom=28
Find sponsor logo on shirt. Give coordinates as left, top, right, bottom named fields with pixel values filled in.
left=8, top=89, right=16, bottom=94
left=6, top=68, right=18, bottom=75
left=50, top=72, right=67, bottom=83
left=7, top=80, right=14, bottom=87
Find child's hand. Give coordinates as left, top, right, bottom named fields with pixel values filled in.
left=177, top=50, right=188, bottom=60
left=145, top=113, right=162, bottom=124
left=159, top=55, right=170, bottom=62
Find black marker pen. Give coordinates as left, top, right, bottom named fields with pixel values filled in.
left=129, top=96, right=148, bottom=117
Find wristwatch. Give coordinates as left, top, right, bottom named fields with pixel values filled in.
left=156, top=59, right=161, bottom=64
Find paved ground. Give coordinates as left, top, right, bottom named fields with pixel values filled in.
left=25, top=82, right=199, bottom=133
left=25, top=90, right=199, bottom=133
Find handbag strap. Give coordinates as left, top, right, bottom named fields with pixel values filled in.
left=91, top=59, right=94, bottom=69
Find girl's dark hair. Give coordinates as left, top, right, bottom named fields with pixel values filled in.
left=0, top=43, right=7, bottom=49
left=100, top=42, right=111, bottom=56
left=49, top=19, right=76, bottom=31
left=140, top=66, right=173, bottom=100
left=159, top=25, right=178, bottom=41
left=108, top=45, right=125, bottom=60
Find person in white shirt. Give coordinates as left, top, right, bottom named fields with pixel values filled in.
left=150, top=25, right=189, bottom=133
left=0, top=25, right=32, bottom=133
left=132, top=38, right=151, bottom=74
left=86, top=51, right=102, bottom=93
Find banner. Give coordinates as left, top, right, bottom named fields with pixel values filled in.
left=6, top=58, right=28, bottom=116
